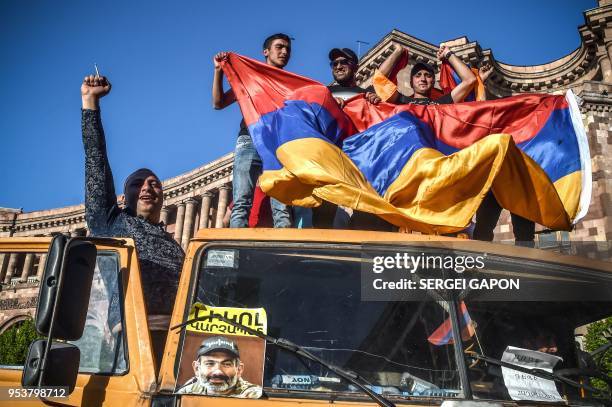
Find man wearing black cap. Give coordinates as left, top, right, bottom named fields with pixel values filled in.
left=81, top=74, right=184, bottom=360
left=178, top=336, right=262, bottom=398
left=325, top=47, right=397, bottom=231
left=328, top=47, right=380, bottom=107
left=380, top=45, right=476, bottom=105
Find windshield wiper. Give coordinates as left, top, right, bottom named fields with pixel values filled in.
left=467, top=351, right=608, bottom=396
left=172, top=307, right=396, bottom=407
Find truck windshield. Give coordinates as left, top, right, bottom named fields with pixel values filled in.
left=185, top=245, right=461, bottom=400
left=180, top=243, right=612, bottom=404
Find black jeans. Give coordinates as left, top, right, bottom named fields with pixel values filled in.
left=473, top=193, right=535, bottom=245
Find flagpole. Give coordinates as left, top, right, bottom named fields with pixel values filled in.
left=356, top=40, right=370, bottom=60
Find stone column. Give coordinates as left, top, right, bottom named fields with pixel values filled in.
left=199, top=192, right=213, bottom=229
left=4, top=253, right=19, bottom=284
left=194, top=212, right=200, bottom=233
left=604, top=42, right=612, bottom=83
left=159, top=207, right=169, bottom=230
left=174, top=202, right=186, bottom=245
left=0, top=253, right=8, bottom=283
left=20, top=253, right=35, bottom=282
left=210, top=207, right=218, bottom=229
left=36, top=253, right=47, bottom=281
left=215, top=186, right=231, bottom=228
left=181, top=198, right=198, bottom=250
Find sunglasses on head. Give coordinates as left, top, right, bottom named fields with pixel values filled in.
left=330, top=58, right=352, bottom=68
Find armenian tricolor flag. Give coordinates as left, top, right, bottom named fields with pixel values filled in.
left=439, top=60, right=486, bottom=102
left=428, top=302, right=475, bottom=346
left=220, top=53, right=591, bottom=234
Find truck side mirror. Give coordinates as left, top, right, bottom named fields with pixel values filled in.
left=35, top=235, right=97, bottom=340
left=22, top=340, right=80, bottom=393
left=34, top=234, right=66, bottom=337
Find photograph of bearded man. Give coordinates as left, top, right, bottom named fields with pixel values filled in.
left=177, top=336, right=262, bottom=398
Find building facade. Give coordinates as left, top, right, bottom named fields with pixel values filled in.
left=1, top=0, right=611, bottom=331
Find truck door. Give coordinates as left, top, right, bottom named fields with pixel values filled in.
left=0, top=238, right=157, bottom=406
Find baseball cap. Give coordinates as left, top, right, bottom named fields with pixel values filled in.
left=197, top=336, right=240, bottom=358
left=410, top=62, right=435, bottom=78
left=328, top=48, right=358, bottom=64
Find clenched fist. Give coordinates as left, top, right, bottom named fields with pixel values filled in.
left=365, top=92, right=381, bottom=105
left=213, top=52, right=229, bottom=70
left=81, top=75, right=111, bottom=98
left=437, top=45, right=452, bottom=61
left=479, top=63, right=493, bottom=82
left=81, top=75, right=111, bottom=110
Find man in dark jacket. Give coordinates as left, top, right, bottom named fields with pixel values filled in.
left=81, top=74, right=184, bottom=362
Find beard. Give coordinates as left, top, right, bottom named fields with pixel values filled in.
left=198, top=374, right=239, bottom=394
left=334, top=71, right=354, bottom=86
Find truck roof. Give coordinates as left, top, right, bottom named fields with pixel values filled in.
left=191, top=228, right=612, bottom=273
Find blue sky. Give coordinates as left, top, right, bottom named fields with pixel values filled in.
left=0, top=0, right=597, bottom=211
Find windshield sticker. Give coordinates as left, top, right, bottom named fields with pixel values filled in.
left=501, top=346, right=564, bottom=402
left=175, top=304, right=266, bottom=399
left=270, top=375, right=344, bottom=391
left=185, top=303, right=267, bottom=337
left=206, top=250, right=237, bottom=268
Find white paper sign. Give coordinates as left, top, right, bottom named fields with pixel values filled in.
left=501, top=346, right=564, bottom=402
left=206, top=249, right=237, bottom=268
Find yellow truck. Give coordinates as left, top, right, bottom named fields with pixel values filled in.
left=0, top=229, right=610, bottom=406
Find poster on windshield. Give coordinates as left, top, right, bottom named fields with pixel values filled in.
left=174, top=304, right=267, bottom=398
left=501, top=346, right=564, bottom=402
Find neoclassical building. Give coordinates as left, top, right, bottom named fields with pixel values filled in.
left=1, top=0, right=611, bottom=330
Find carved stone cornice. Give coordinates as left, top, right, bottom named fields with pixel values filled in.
left=0, top=296, right=37, bottom=311
left=2, top=205, right=85, bottom=236
left=583, top=3, right=612, bottom=37
left=579, top=80, right=612, bottom=112
left=488, top=45, right=599, bottom=95
left=0, top=208, right=21, bottom=236
left=355, top=3, right=610, bottom=97
left=162, top=152, right=233, bottom=200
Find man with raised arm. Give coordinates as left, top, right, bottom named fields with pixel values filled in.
left=81, top=74, right=184, bottom=360
left=379, top=45, right=476, bottom=105
left=212, top=34, right=293, bottom=229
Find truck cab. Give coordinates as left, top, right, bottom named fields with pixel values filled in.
left=0, top=229, right=610, bottom=406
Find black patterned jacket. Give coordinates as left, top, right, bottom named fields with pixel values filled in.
left=82, top=109, right=184, bottom=316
